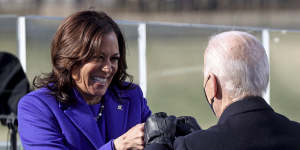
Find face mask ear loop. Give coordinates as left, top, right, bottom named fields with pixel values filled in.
left=203, top=75, right=216, bottom=116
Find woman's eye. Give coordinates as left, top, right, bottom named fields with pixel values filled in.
left=99, top=56, right=105, bottom=59
left=111, top=57, right=120, bottom=62
left=93, top=56, right=104, bottom=61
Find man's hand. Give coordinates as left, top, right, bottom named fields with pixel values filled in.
left=175, top=116, right=201, bottom=137
left=144, top=112, right=177, bottom=149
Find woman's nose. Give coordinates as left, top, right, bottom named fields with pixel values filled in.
left=102, top=64, right=111, bottom=73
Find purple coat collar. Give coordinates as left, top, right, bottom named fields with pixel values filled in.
left=60, top=84, right=131, bottom=149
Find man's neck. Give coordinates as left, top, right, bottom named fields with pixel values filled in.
left=217, top=94, right=251, bottom=118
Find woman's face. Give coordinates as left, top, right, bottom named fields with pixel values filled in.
left=72, top=32, right=119, bottom=104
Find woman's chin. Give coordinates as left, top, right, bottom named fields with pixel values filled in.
left=86, top=100, right=101, bottom=105
left=92, top=83, right=108, bottom=93
left=85, top=90, right=106, bottom=105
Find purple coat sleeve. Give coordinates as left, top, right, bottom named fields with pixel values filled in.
left=97, top=140, right=114, bottom=150
left=137, top=86, right=152, bottom=122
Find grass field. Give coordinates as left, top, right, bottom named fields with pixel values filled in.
left=1, top=17, right=300, bottom=145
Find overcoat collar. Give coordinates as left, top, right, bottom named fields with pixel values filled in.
left=218, top=96, right=273, bottom=125
left=59, top=84, right=131, bottom=149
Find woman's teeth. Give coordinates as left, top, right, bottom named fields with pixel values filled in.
left=93, top=77, right=106, bottom=83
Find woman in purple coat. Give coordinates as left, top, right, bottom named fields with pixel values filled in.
left=18, top=10, right=151, bottom=150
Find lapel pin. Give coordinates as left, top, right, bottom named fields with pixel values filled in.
left=117, top=105, right=123, bottom=110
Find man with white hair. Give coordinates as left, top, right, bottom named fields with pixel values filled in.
left=144, top=31, right=300, bottom=150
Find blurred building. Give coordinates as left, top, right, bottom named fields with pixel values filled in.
left=0, top=0, right=300, bottom=29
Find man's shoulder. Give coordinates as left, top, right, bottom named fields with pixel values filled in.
left=273, top=112, right=300, bottom=131
left=175, top=126, right=225, bottom=150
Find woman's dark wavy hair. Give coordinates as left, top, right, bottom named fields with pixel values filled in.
left=33, top=10, right=133, bottom=104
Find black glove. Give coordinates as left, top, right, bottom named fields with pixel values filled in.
left=175, top=116, right=201, bottom=137
left=144, top=112, right=177, bottom=149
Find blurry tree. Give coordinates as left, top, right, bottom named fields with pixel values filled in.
left=75, top=0, right=85, bottom=8
left=207, top=0, right=218, bottom=10
left=1, top=0, right=300, bottom=15
left=33, top=0, right=44, bottom=13
left=139, top=0, right=149, bottom=12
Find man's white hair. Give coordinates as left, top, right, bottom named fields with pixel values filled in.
left=204, top=31, right=269, bottom=98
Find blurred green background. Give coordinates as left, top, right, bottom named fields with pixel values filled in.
left=1, top=16, right=299, bottom=130
left=1, top=0, right=300, bottom=149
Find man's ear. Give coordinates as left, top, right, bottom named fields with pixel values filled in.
left=207, top=73, right=218, bottom=100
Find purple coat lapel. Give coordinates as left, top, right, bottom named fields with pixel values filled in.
left=62, top=86, right=132, bottom=148
left=103, top=86, right=130, bottom=139
left=63, top=89, right=104, bottom=149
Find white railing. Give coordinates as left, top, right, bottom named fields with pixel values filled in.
left=13, top=16, right=275, bottom=103
left=137, top=23, right=147, bottom=97
left=17, top=16, right=26, bottom=72
left=262, top=29, right=270, bottom=104
left=13, top=16, right=300, bottom=104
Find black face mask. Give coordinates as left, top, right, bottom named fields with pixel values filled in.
left=204, top=76, right=216, bottom=116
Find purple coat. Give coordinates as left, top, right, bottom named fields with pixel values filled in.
left=18, top=83, right=151, bottom=150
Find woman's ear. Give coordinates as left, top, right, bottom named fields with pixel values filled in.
left=71, top=73, right=77, bottom=81
left=71, top=68, right=80, bottom=82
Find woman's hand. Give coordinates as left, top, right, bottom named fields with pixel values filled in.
left=114, top=123, right=145, bottom=150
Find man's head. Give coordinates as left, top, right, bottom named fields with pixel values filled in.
left=203, top=31, right=269, bottom=118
